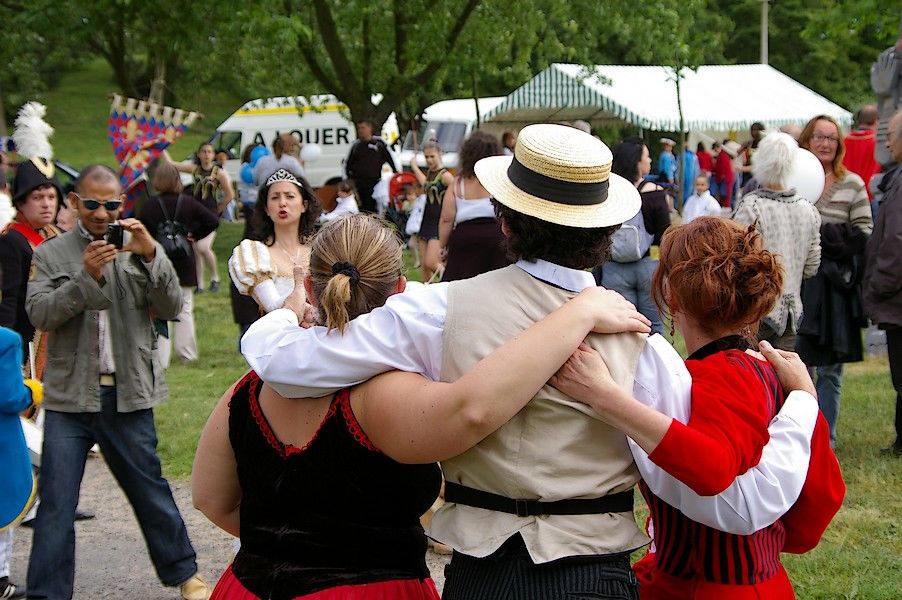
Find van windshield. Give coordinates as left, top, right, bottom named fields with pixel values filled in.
left=209, top=131, right=243, bottom=160
left=403, top=121, right=468, bottom=154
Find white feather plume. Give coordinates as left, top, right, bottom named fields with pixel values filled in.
left=12, top=101, right=54, bottom=160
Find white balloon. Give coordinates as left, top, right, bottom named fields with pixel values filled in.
left=300, top=143, right=323, bottom=163
left=787, top=148, right=825, bottom=203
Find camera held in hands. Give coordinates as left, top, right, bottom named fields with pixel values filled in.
left=106, top=223, right=124, bottom=249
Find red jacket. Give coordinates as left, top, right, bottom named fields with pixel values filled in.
left=843, top=129, right=878, bottom=200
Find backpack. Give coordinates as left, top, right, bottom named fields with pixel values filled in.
left=610, top=208, right=653, bottom=263
left=155, top=196, right=191, bottom=260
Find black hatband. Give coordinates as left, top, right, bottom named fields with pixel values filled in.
left=506, top=157, right=609, bottom=206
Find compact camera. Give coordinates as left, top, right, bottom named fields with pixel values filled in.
left=106, top=223, right=124, bottom=249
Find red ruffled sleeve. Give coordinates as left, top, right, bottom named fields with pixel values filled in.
left=780, top=414, right=845, bottom=553
left=648, top=352, right=775, bottom=496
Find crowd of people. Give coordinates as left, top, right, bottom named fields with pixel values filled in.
left=0, top=92, right=900, bottom=600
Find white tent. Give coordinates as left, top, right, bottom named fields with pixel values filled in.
left=483, top=63, right=852, bottom=133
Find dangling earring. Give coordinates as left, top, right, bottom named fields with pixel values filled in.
left=668, top=315, right=675, bottom=338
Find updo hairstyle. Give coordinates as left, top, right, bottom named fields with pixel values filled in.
left=309, top=214, right=403, bottom=333
left=651, top=216, right=783, bottom=338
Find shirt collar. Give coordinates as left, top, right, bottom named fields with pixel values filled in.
left=515, top=259, right=595, bottom=293
left=75, top=219, right=95, bottom=242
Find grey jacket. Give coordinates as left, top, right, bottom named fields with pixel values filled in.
left=26, top=227, right=181, bottom=412
left=863, top=168, right=902, bottom=327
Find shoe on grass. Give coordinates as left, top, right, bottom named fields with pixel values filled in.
left=179, top=574, right=210, bottom=600
left=879, top=442, right=902, bottom=457
left=0, top=576, right=26, bottom=599
left=209, top=280, right=221, bottom=293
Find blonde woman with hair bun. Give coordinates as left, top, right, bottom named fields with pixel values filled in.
left=195, top=213, right=651, bottom=600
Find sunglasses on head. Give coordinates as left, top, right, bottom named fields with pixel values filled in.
left=71, top=193, right=123, bottom=211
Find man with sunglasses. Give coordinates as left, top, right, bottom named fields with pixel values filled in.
left=23, top=165, right=211, bottom=600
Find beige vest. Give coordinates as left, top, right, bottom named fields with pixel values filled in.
left=428, top=266, right=650, bottom=563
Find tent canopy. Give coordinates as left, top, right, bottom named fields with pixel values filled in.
left=484, top=63, right=852, bottom=133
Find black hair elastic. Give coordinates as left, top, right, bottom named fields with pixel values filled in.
left=331, top=261, right=361, bottom=284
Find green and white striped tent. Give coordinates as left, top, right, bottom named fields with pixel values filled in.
left=483, top=63, right=852, bottom=132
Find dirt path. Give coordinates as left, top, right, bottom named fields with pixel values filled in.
left=11, top=455, right=450, bottom=599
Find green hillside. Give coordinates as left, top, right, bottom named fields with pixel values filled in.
left=36, top=59, right=242, bottom=167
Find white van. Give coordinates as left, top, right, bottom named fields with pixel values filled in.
left=400, top=96, right=506, bottom=171
left=205, top=95, right=398, bottom=188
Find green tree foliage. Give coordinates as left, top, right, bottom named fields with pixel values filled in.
left=722, top=0, right=899, bottom=111
left=0, top=2, right=85, bottom=127
left=68, top=0, right=239, bottom=104
left=229, top=0, right=735, bottom=137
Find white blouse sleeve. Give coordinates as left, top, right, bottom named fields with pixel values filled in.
left=229, top=239, right=282, bottom=312
left=631, top=335, right=818, bottom=535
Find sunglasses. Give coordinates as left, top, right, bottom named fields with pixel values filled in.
left=71, top=193, right=123, bottom=211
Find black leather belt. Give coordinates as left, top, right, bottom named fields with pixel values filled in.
left=444, top=481, right=634, bottom=517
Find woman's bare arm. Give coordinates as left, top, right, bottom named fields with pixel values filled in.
left=354, top=288, right=652, bottom=463
left=215, top=167, right=235, bottom=211
left=192, top=384, right=242, bottom=537
left=438, top=184, right=457, bottom=248
left=162, top=149, right=196, bottom=174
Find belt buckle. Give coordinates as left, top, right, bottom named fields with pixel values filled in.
left=515, top=499, right=529, bottom=518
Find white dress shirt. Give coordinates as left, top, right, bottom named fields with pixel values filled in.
left=242, top=259, right=818, bottom=534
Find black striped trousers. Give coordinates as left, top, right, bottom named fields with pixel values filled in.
left=441, top=535, right=639, bottom=600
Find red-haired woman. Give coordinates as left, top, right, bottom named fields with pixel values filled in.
left=797, top=115, right=873, bottom=449
left=551, top=217, right=845, bottom=599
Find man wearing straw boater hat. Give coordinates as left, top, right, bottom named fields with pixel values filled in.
left=242, top=124, right=818, bottom=598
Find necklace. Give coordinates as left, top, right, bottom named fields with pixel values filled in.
left=274, top=239, right=305, bottom=269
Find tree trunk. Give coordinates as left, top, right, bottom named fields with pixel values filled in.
left=675, top=71, right=685, bottom=211
left=148, top=55, right=166, bottom=105
left=472, top=68, right=481, bottom=128
left=0, top=79, right=7, bottom=137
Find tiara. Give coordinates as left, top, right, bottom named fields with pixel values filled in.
left=266, top=168, right=301, bottom=187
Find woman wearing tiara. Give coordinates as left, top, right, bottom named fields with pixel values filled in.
left=229, top=169, right=322, bottom=315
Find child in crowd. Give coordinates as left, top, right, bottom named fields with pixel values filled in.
left=318, top=179, right=360, bottom=223
left=1, top=326, right=43, bottom=600
left=404, top=183, right=426, bottom=268
left=682, top=174, right=722, bottom=223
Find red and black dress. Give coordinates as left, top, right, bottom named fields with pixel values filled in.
left=633, top=336, right=845, bottom=600
left=211, top=372, right=442, bottom=600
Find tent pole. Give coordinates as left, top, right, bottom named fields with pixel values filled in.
left=761, top=0, right=769, bottom=65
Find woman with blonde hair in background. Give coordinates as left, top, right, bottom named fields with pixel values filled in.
left=796, top=114, right=873, bottom=448
left=195, top=213, right=650, bottom=599
left=410, top=140, right=453, bottom=282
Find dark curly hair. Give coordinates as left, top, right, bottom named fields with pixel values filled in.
left=493, top=200, right=619, bottom=269
left=458, top=131, right=501, bottom=178
left=611, top=137, right=645, bottom=183
left=253, top=175, right=322, bottom=245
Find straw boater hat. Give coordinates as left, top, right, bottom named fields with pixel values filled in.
left=475, top=124, right=640, bottom=228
